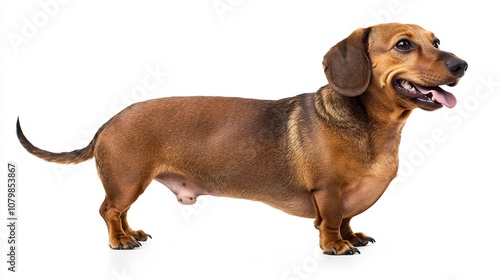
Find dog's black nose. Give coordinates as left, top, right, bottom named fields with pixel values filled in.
left=446, top=57, right=468, bottom=78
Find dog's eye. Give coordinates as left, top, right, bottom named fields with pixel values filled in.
left=395, top=39, right=412, bottom=51
left=433, top=39, right=440, bottom=49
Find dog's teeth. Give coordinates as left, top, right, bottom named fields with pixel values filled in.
left=401, top=80, right=414, bottom=91
left=431, top=95, right=436, bottom=101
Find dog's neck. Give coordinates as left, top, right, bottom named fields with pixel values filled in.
left=358, top=89, right=413, bottom=126
left=314, top=86, right=368, bottom=132
left=314, top=85, right=410, bottom=160
left=315, top=85, right=411, bottom=129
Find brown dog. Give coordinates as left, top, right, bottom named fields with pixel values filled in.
left=17, top=23, right=467, bottom=255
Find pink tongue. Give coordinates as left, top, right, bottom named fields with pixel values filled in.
left=414, top=85, right=457, bottom=108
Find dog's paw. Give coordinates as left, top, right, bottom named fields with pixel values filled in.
left=344, top=232, right=375, bottom=247
left=128, top=229, right=152, bottom=242
left=322, top=240, right=360, bottom=255
left=109, top=236, right=142, bottom=250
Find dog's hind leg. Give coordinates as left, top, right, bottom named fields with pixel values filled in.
left=99, top=197, right=140, bottom=249
left=120, top=207, right=151, bottom=242
left=98, top=166, right=155, bottom=249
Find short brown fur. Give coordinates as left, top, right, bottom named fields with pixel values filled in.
left=17, top=23, right=467, bottom=254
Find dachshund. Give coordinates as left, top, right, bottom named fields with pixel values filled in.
left=17, top=23, right=467, bottom=255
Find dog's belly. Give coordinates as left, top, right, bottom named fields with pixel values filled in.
left=263, top=194, right=316, bottom=218
left=154, top=172, right=316, bottom=217
left=155, top=173, right=210, bottom=205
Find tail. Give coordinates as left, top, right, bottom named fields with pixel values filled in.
left=16, top=117, right=101, bottom=164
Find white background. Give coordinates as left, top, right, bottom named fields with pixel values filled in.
left=1, top=1, right=499, bottom=280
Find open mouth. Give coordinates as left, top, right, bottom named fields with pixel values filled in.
left=393, top=79, right=457, bottom=108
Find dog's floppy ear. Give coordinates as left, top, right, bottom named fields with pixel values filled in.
left=322, top=27, right=371, bottom=97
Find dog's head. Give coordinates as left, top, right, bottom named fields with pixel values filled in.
left=323, top=23, right=467, bottom=111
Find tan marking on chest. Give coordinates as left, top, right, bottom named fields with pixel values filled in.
left=341, top=152, right=399, bottom=217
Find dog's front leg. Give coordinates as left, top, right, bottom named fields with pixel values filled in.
left=312, top=189, right=360, bottom=255
left=340, top=218, right=375, bottom=247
